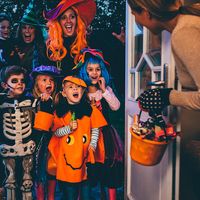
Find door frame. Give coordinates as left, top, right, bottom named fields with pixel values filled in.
left=124, top=3, right=180, bottom=200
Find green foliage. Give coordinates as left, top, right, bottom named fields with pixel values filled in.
left=92, top=0, right=126, bottom=31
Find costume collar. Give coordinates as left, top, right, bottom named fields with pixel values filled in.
left=55, top=96, right=92, bottom=119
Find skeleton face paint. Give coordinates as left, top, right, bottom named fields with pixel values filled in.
left=5, top=73, right=26, bottom=97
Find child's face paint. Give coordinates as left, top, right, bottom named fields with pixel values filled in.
left=0, top=20, right=10, bottom=39
left=5, top=73, right=25, bottom=97
left=86, top=63, right=101, bottom=85
left=36, top=74, right=55, bottom=95
left=59, top=8, right=77, bottom=37
left=21, top=24, right=36, bottom=43
left=62, top=82, right=84, bottom=104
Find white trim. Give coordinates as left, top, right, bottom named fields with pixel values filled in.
left=125, top=3, right=180, bottom=200
left=125, top=3, right=133, bottom=199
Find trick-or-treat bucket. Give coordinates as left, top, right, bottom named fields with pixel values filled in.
left=130, top=128, right=168, bottom=166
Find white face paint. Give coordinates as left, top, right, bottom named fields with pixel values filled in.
left=5, top=74, right=26, bottom=97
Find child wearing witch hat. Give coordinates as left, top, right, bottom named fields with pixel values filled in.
left=30, top=65, right=60, bottom=200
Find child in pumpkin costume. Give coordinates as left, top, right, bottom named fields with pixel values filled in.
left=34, top=76, right=107, bottom=200
left=78, top=48, right=124, bottom=200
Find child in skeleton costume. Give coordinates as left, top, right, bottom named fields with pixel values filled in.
left=0, top=65, right=39, bottom=200
left=34, top=76, right=107, bottom=200
left=30, top=65, right=60, bottom=200
left=78, top=48, right=124, bottom=200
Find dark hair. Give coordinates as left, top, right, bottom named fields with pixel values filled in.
left=127, top=0, right=143, bottom=13
left=179, top=3, right=200, bottom=16
left=127, top=0, right=200, bottom=21
left=15, top=23, right=44, bottom=45
left=0, top=65, right=27, bottom=83
left=0, top=13, right=11, bottom=23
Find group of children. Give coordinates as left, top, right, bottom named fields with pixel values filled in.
left=0, top=48, right=123, bottom=200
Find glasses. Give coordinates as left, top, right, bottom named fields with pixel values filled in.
left=10, top=78, right=25, bottom=84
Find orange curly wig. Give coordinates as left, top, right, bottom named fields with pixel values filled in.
left=46, top=7, right=87, bottom=64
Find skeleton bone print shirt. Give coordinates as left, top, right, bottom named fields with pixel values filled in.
left=0, top=95, right=38, bottom=157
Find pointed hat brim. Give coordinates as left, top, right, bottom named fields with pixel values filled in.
left=44, top=0, right=96, bottom=26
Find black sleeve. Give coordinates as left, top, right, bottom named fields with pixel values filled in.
left=39, top=98, right=54, bottom=114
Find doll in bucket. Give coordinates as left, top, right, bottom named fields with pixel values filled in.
left=137, top=88, right=177, bottom=141
left=130, top=88, right=177, bottom=165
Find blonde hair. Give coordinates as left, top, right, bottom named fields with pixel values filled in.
left=46, top=7, right=87, bottom=64
left=32, top=75, right=57, bottom=100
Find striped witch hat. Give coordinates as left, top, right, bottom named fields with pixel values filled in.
left=20, top=0, right=41, bottom=26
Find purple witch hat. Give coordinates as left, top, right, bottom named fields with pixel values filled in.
left=30, top=65, right=61, bottom=80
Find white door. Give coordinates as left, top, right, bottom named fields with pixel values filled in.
left=125, top=4, right=180, bottom=200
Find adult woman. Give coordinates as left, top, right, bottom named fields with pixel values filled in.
left=15, top=0, right=47, bottom=75
left=45, top=0, right=96, bottom=77
left=127, top=0, right=200, bottom=199
left=15, top=24, right=46, bottom=73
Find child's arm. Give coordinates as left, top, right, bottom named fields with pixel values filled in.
left=102, top=86, right=120, bottom=111
left=89, top=128, right=99, bottom=151
left=34, top=98, right=54, bottom=131
left=54, top=120, right=77, bottom=137
left=98, top=77, right=120, bottom=111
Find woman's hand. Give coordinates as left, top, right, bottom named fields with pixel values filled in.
left=98, top=77, right=106, bottom=93
left=112, top=27, right=125, bottom=45
left=137, top=88, right=172, bottom=112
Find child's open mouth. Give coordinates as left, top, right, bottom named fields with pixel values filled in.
left=91, top=76, right=98, bottom=80
left=46, top=86, right=52, bottom=93
left=73, top=93, right=79, bottom=98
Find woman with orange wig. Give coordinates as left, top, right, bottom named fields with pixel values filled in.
left=45, top=0, right=96, bottom=77
left=43, top=1, right=96, bottom=199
